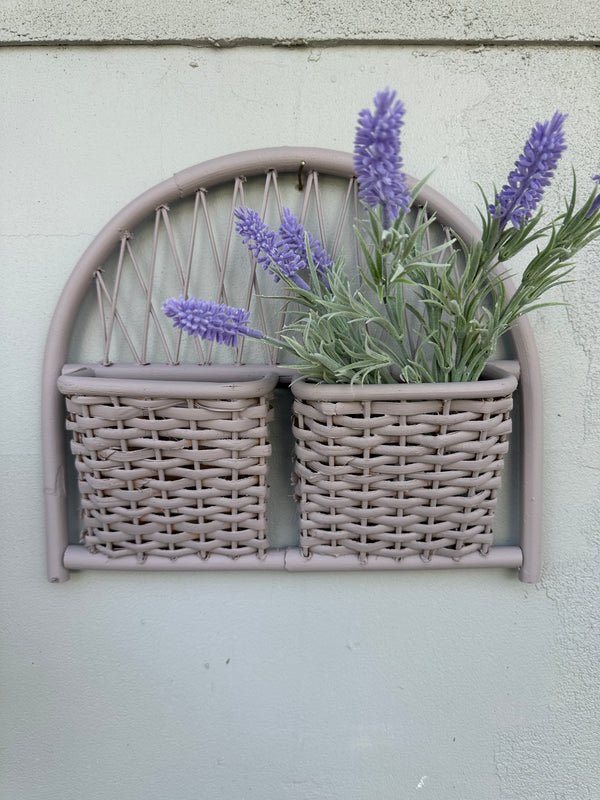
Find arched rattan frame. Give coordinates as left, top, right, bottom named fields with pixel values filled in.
left=42, top=147, right=543, bottom=583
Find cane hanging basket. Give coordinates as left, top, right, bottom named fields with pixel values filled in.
left=58, top=367, right=277, bottom=561
left=291, top=364, right=518, bottom=563
left=43, top=147, right=543, bottom=581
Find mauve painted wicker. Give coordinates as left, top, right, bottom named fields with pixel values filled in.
left=43, top=147, right=544, bottom=581
left=58, top=368, right=277, bottom=561
left=292, top=365, right=518, bottom=563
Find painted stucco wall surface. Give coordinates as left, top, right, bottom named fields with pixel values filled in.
left=1, top=20, right=600, bottom=800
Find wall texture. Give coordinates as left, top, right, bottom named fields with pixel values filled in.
left=1, top=4, right=599, bottom=799
left=2, top=0, right=600, bottom=44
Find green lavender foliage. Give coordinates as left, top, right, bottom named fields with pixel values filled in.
left=261, top=176, right=600, bottom=384
left=165, top=95, right=600, bottom=384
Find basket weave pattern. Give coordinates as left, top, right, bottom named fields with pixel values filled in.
left=62, top=384, right=275, bottom=560
left=292, top=388, right=514, bottom=563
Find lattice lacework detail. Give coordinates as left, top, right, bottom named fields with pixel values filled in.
left=292, top=387, right=514, bottom=563
left=82, top=170, right=359, bottom=368
left=61, top=374, right=277, bottom=560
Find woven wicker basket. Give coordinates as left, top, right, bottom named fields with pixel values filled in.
left=291, top=364, right=518, bottom=563
left=57, top=368, right=278, bottom=561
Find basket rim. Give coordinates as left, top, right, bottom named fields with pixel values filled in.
left=58, top=365, right=279, bottom=399
left=290, top=362, right=518, bottom=402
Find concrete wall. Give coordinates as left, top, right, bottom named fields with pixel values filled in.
left=2, top=4, right=599, bottom=799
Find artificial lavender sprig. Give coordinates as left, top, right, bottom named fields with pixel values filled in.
left=490, top=111, right=568, bottom=231
left=234, top=207, right=278, bottom=267
left=278, top=207, right=334, bottom=281
left=162, top=296, right=263, bottom=347
left=162, top=90, right=600, bottom=385
left=354, top=87, right=412, bottom=228
left=234, top=207, right=310, bottom=291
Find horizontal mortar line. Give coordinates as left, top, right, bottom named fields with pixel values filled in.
left=1, top=37, right=600, bottom=49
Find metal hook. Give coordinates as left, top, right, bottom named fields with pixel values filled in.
left=297, top=161, right=306, bottom=191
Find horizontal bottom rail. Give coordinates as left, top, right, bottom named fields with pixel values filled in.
left=63, top=544, right=523, bottom=574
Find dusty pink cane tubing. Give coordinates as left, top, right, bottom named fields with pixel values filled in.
left=63, top=545, right=523, bottom=572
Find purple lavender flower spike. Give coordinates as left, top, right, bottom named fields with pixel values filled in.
left=490, top=111, right=568, bottom=231
left=587, top=175, right=600, bottom=218
left=162, top=296, right=263, bottom=347
left=278, top=207, right=333, bottom=282
left=354, top=87, right=412, bottom=228
left=234, top=208, right=279, bottom=270
left=234, top=206, right=311, bottom=290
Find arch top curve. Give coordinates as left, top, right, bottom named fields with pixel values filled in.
left=67, top=146, right=484, bottom=295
